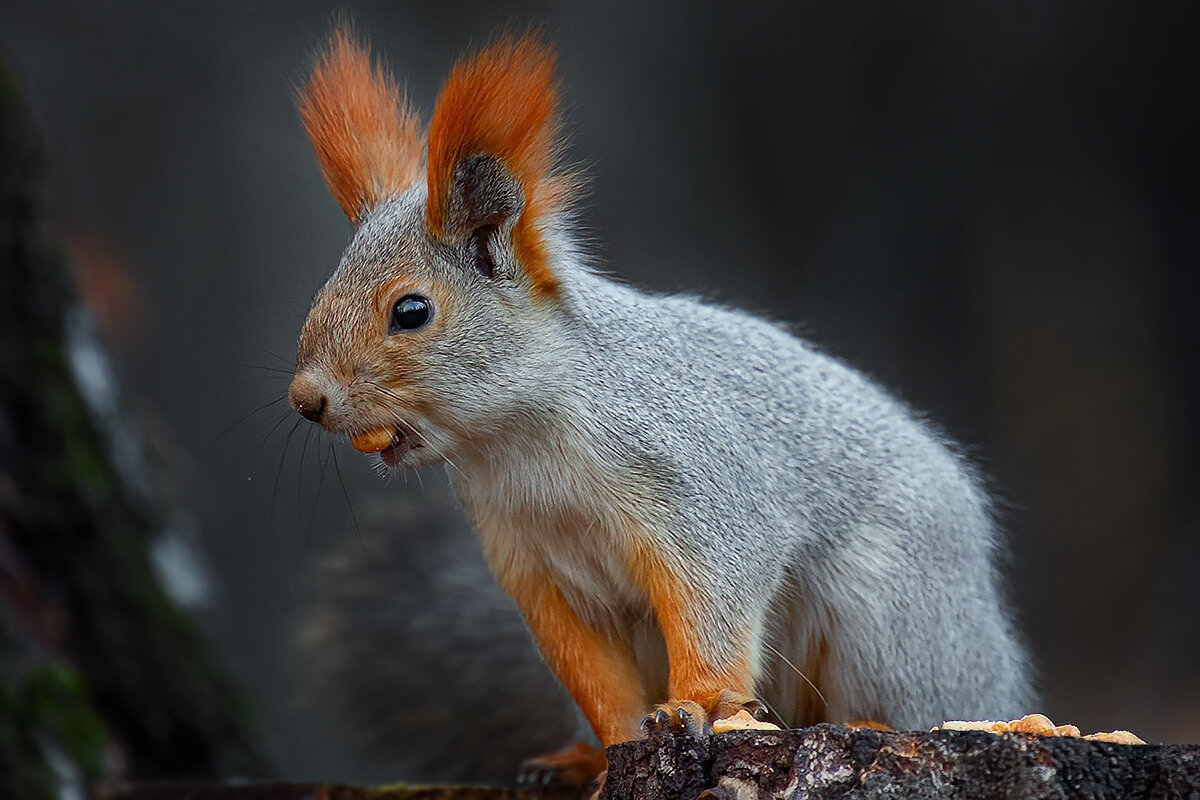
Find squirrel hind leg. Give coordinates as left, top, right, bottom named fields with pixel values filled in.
left=517, top=741, right=607, bottom=787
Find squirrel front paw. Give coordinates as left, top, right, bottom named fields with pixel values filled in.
left=640, top=691, right=768, bottom=737
left=641, top=699, right=709, bottom=737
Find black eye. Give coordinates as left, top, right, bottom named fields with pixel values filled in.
left=389, top=294, right=432, bottom=334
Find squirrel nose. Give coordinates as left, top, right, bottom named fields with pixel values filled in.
left=288, top=372, right=327, bottom=422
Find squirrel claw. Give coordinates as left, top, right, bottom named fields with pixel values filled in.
left=641, top=707, right=672, bottom=735
left=642, top=699, right=709, bottom=737
left=515, top=761, right=548, bottom=786
left=742, top=698, right=768, bottom=720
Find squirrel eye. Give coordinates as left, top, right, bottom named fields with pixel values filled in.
left=389, top=294, right=432, bottom=334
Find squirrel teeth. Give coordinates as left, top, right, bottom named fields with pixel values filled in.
left=350, top=426, right=398, bottom=453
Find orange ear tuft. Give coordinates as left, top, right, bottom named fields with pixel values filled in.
left=298, top=26, right=423, bottom=224
left=426, top=33, right=563, bottom=300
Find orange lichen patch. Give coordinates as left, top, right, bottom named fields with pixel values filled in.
left=1085, top=730, right=1146, bottom=745
left=712, top=710, right=781, bottom=733
left=938, top=719, right=1014, bottom=735
left=425, top=32, right=563, bottom=301
left=846, top=719, right=894, bottom=731
left=937, top=714, right=1145, bottom=744
left=350, top=426, right=396, bottom=453
left=1009, top=713, right=1059, bottom=734
left=628, top=541, right=755, bottom=713
left=503, top=569, right=645, bottom=746
left=298, top=25, right=424, bottom=224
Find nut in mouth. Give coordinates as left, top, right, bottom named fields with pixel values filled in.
left=349, top=425, right=421, bottom=467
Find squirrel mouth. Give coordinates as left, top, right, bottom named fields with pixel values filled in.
left=349, top=425, right=419, bottom=467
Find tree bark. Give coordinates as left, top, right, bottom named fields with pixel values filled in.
left=602, top=726, right=1200, bottom=800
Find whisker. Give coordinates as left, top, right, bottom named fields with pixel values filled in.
left=270, top=418, right=303, bottom=522
left=398, top=414, right=469, bottom=483
left=763, top=640, right=828, bottom=711
left=209, top=394, right=287, bottom=450
left=370, top=454, right=390, bottom=480
left=757, top=697, right=788, bottom=730
left=330, top=445, right=363, bottom=550
left=226, top=363, right=296, bottom=377
left=240, top=341, right=296, bottom=370
left=298, top=422, right=315, bottom=501
left=305, top=441, right=332, bottom=548
left=252, top=408, right=297, bottom=474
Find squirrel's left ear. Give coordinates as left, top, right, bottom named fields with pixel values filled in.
left=298, top=26, right=423, bottom=225
left=426, top=33, right=567, bottom=300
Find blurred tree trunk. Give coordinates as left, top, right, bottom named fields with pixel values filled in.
left=0, top=58, right=268, bottom=798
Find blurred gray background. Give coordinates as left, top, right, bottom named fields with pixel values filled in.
left=1, top=0, right=1197, bottom=785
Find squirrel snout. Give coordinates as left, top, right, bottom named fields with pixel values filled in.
left=288, top=372, right=327, bottom=423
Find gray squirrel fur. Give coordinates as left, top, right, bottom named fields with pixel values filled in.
left=289, top=30, right=1034, bottom=780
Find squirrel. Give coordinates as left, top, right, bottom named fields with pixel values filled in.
left=287, top=27, right=1034, bottom=785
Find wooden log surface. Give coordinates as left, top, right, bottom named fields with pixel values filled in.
left=97, top=724, right=1200, bottom=800
left=93, top=783, right=584, bottom=800
left=603, top=725, right=1200, bottom=799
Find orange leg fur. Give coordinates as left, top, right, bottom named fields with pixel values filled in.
left=630, top=543, right=761, bottom=732
left=503, top=569, right=647, bottom=748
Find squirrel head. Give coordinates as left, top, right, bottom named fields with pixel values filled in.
left=287, top=26, right=576, bottom=469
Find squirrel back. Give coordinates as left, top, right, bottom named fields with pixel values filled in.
left=288, top=26, right=1033, bottom=779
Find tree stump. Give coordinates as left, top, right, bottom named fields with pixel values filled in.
left=602, top=725, right=1200, bottom=800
